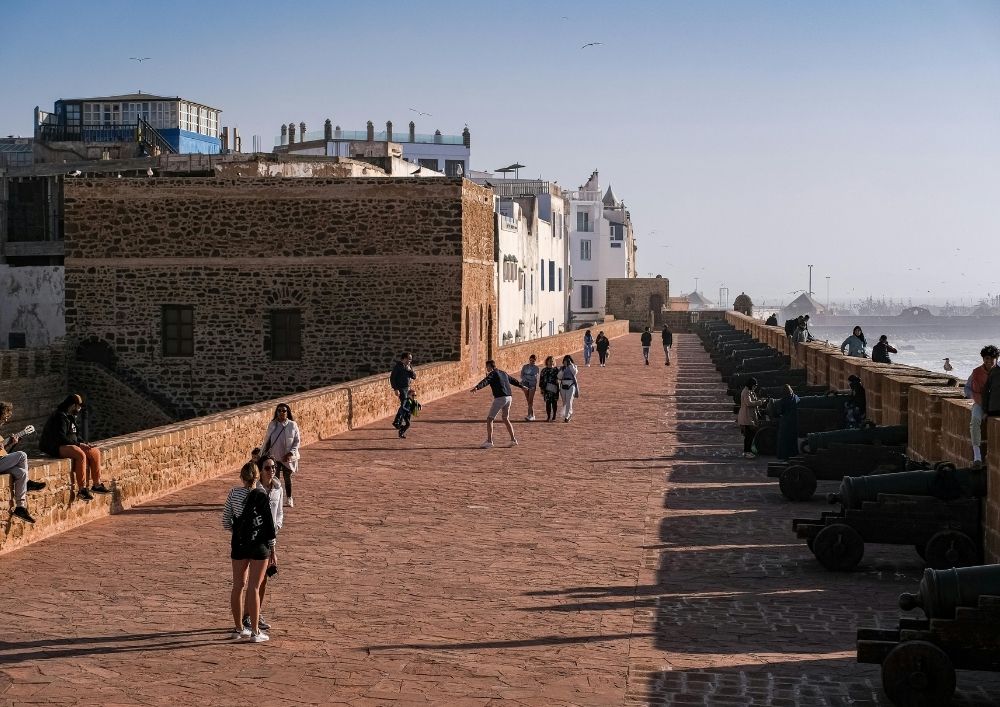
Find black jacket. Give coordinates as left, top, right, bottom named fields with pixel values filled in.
left=984, top=366, right=1000, bottom=417
left=784, top=319, right=798, bottom=337
left=596, top=335, right=611, bottom=352
left=871, top=342, right=897, bottom=364
left=661, top=328, right=673, bottom=346
left=390, top=361, right=416, bottom=391
left=473, top=369, right=523, bottom=398
left=640, top=332, right=652, bottom=346
left=39, top=411, right=80, bottom=456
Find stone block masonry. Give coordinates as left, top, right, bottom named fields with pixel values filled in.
left=0, top=321, right=629, bottom=555
left=0, top=343, right=67, bottom=454
left=63, top=177, right=496, bottom=417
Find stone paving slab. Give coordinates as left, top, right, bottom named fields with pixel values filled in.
left=2, top=334, right=999, bottom=706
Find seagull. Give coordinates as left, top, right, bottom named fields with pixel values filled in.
left=943, top=358, right=954, bottom=372
left=146, top=167, right=154, bottom=177
left=117, top=173, right=122, bottom=179
left=581, top=42, right=603, bottom=49
left=483, top=181, right=494, bottom=189
left=130, top=57, right=151, bottom=63
left=411, top=167, right=422, bottom=176
left=68, top=169, right=82, bottom=177
left=408, top=108, right=432, bottom=117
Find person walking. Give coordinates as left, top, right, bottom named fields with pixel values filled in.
left=964, top=345, right=998, bottom=469
left=871, top=335, right=898, bottom=364
left=38, top=394, right=109, bottom=501
left=520, top=355, right=540, bottom=420
left=582, top=330, right=594, bottom=367
left=394, top=389, right=421, bottom=439
left=261, top=403, right=301, bottom=508
left=595, top=331, right=611, bottom=367
left=539, top=356, right=560, bottom=422
left=390, top=352, right=416, bottom=405
left=470, top=360, right=524, bottom=448
left=243, top=456, right=284, bottom=634
left=224, top=461, right=276, bottom=642
left=557, top=355, right=580, bottom=422
left=661, top=324, right=673, bottom=366
left=640, top=327, right=652, bottom=365
left=0, top=401, right=46, bottom=523
left=845, top=375, right=867, bottom=428
left=737, top=377, right=766, bottom=458
left=840, top=326, right=868, bottom=357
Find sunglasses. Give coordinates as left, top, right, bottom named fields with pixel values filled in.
left=263, top=464, right=276, bottom=470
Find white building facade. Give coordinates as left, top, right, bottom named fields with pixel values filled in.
left=568, top=170, right=637, bottom=326
left=473, top=176, right=570, bottom=345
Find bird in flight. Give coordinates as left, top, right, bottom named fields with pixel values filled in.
left=409, top=108, right=432, bottom=117
left=581, top=42, right=603, bottom=49
left=130, top=57, right=151, bottom=63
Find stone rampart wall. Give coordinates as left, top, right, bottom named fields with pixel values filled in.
left=0, top=321, right=629, bottom=556
left=723, top=311, right=1000, bottom=562
left=69, top=360, right=175, bottom=439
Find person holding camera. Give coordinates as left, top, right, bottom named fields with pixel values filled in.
left=243, top=456, right=283, bottom=634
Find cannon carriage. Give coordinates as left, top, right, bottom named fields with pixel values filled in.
left=857, top=565, right=1000, bottom=706
left=766, top=442, right=912, bottom=501
left=792, top=465, right=985, bottom=571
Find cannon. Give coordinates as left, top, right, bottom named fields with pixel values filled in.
left=802, top=425, right=908, bottom=454
left=751, top=407, right=844, bottom=456
left=792, top=465, right=985, bottom=571
left=766, top=443, right=911, bottom=501
left=857, top=565, right=1000, bottom=706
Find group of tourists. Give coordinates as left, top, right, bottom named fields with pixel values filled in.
left=224, top=402, right=301, bottom=643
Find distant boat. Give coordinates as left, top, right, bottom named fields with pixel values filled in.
left=897, top=344, right=916, bottom=351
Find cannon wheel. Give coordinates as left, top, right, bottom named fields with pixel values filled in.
left=881, top=641, right=956, bottom=707
left=752, top=426, right=778, bottom=456
left=812, top=523, right=864, bottom=571
left=924, top=530, right=978, bottom=570
left=779, top=465, right=817, bottom=501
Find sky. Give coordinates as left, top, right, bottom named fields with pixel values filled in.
left=3, top=0, right=999, bottom=308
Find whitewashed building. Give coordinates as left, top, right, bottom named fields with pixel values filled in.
left=472, top=174, right=570, bottom=344
left=568, top=170, right=637, bottom=326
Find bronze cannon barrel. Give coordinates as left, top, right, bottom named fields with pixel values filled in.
left=899, top=564, right=1000, bottom=618
left=829, top=466, right=986, bottom=509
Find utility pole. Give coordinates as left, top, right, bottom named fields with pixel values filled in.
left=808, top=264, right=814, bottom=296
left=826, top=276, right=831, bottom=310
left=694, top=277, right=699, bottom=294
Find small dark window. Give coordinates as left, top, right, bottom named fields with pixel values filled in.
left=548, top=261, right=555, bottom=292
left=162, top=305, right=194, bottom=357
left=581, top=285, right=594, bottom=309
left=418, top=158, right=439, bottom=171
left=8, top=332, right=26, bottom=349
left=270, top=309, right=302, bottom=361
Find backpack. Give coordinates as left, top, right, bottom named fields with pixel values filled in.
left=233, top=490, right=266, bottom=546
left=784, top=319, right=797, bottom=337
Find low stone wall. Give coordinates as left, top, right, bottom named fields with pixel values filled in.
left=723, top=311, right=1000, bottom=561
left=0, top=322, right=630, bottom=556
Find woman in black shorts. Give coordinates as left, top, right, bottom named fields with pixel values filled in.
left=223, top=462, right=276, bottom=642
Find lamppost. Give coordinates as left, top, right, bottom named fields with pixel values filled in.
left=808, top=264, right=814, bottom=296
left=826, top=276, right=831, bottom=310
left=694, top=277, right=699, bottom=294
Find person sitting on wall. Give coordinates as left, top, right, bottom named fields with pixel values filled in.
left=871, top=334, right=898, bottom=364
left=793, top=315, right=814, bottom=344
left=0, top=401, right=47, bottom=523
left=841, top=326, right=868, bottom=358
left=38, top=394, right=110, bottom=501
left=765, top=313, right=778, bottom=326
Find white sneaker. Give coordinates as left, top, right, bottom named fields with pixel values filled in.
left=480, top=441, right=494, bottom=449
left=249, top=631, right=270, bottom=643
left=232, top=627, right=251, bottom=640
left=527, top=415, right=535, bottom=421
left=510, top=439, right=519, bottom=447
left=287, top=497, right=294, bottom=508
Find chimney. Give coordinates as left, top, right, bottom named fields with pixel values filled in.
left=299, top=122, right=306, bottom=140
left=366, top=121, right=375, bottom=141
left=288, top=122, right=296, bottom=144
left=335, top=125, right=342, bottom=139
left=434, top=129, right=442, bottom=144
left=280, top=124, right=287, bottom=146
left=221, top=126, right=229, bottom=152
left=462, top=126, right=471, bottom=148
left=324, top=119, right=332, bottom=140
left=408, top=121, right=416, bottom=142
left=386, top=120, right=393, bottom=142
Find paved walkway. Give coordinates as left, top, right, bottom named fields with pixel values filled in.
left=2, top=334, right=999, bottom=706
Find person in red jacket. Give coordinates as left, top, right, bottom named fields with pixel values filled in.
left=965, top=345, right=998, bottom=469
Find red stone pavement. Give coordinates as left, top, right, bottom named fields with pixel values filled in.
left=2, top=334, right=999, bottom=706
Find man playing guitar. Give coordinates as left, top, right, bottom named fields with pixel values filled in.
left=1, top=401, right=48, bottom=523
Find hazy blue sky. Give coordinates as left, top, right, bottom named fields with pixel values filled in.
left=3, top=1, right=998, bottom=307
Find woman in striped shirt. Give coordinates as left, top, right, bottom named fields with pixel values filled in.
left=223, top=462, right=276, bottom=642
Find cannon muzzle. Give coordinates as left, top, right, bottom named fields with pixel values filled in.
left=899, top=565, right=1000, bottom=619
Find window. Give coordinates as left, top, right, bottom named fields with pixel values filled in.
left=577, top=211, right=591, bottom=232
left=64, top=103, right=81, bottom=127
left=581, top=285, right=594, bottom=309
left=611, top=224, right=624, bottom=241
left=270, top=309, right=302, bottom=361
left=611, top=242, right=622, bottom=248
left=558, top=268, right=562, bottom=291
left=445, top=159, right=465, bottom=177
left=540, top=260, right=545, bottom=290
left=8, top=332, right=26, bottom=349
left=580, top=239, right=592, bottom=261
left=548, top=261, right=555, bottom=292
left=465, top=307, right=470, bottom=344
left=162, top=305, right=194, bottom=357
left=418, top=158, right=439, bottom=171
